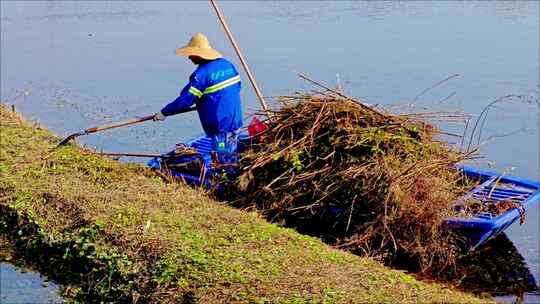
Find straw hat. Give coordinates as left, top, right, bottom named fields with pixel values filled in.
left=175, top=33, right=222, bottom=60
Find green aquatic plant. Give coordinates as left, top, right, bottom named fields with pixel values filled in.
left=0, top=105, right=490, bottom=303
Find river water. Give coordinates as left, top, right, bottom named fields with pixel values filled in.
left=1, top=1, right=538, bottom=302
left=0, top=263, right=63, bottom=303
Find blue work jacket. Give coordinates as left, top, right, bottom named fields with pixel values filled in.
left=161, top=58, right=243, bottom=137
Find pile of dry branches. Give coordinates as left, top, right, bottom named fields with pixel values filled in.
left=233, top=91, right=477, bottom=273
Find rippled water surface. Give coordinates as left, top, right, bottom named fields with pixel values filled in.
left=1, top=1, right=538, bottom=302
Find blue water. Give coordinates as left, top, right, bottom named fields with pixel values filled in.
left=0, top=263, right=63, bottom=303
left=1, top=1, right=538, bottom=302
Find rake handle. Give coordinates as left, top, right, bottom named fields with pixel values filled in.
left=57, top=107, right=198, bottom=147
left=83, top=106, right=198, bottom=134
left=84, top=115, right=155, bottom=134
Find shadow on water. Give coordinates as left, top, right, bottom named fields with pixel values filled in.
left=410, top=232, right=539, bottom=303
left=287, top=213, right=538, bottom=302
left=441, top=233, right=539, bottom=301
left=393, top=231, right=538, bottom=301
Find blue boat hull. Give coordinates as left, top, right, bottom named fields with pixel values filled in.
left=446, top=166, right=539, bottom=249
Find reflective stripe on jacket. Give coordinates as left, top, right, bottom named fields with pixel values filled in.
left=161, top=58, right=243, bottom=136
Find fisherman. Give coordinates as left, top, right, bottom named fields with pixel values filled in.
left=154, top=33, right=243, bottom=161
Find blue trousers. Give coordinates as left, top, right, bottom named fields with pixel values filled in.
left=211, top=131, right=238, bottom=163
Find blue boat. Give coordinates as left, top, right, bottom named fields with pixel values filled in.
left=446, top=166, right=539, bottom=249
left=148, top=134, right=251, bottom=187
left=148, top=134, right=540, bottom=250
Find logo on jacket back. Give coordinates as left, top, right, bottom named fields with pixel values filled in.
left=210, top=68, right=235, bottom=81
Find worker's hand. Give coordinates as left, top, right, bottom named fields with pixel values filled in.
left=153, top=112, right=166, bottom=122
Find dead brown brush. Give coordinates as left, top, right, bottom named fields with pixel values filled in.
left=233, top=91, right=477, bottom=275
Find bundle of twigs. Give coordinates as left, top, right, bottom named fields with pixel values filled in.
left=233, top=90, right=477, bottom=274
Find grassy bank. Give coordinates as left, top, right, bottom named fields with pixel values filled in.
left=0, top=105, right=490, bottom=303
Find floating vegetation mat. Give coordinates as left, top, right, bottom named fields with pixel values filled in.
left=232, top=92, right=479, bottom=274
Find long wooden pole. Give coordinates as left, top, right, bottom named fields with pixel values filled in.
left=210, top=0, right=270, bottom=115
